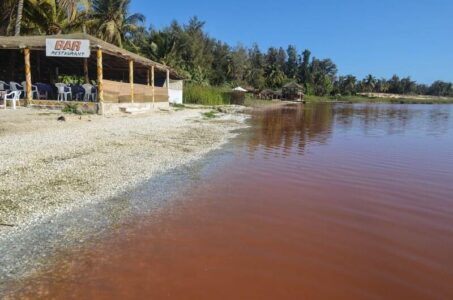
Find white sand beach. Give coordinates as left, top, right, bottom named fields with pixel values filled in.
left=0, top=107, right=248, bottom=237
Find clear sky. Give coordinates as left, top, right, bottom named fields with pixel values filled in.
left=130, top=0, right=453, bottom=84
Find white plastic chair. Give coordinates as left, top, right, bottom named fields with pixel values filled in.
left=9, top=82, right=24, bottom=98
left=55, top=83, right=72, bottom=101
left=0, top=81, right=9, bottom=91
left=3, top=90, right=21, bottom=109
left=82, top=84, right=95, bottom=101
left=21, top=81, right=39, bottom=99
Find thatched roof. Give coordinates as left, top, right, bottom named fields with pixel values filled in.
left=261, top=89, right=275, bottom=95
left=283, top=81, right=304, bottom=89
left=0, top=33, right=182, bottom=78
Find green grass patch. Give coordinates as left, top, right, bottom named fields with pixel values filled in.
left=201, top=111, right=218, bottom=119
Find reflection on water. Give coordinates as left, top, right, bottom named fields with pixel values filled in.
left=248, top=104, right=334, bottom=156
left=248, top=103, right=451, bottom=157
left=4, top=103, right=453, bottom=300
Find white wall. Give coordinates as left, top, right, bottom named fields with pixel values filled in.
left=169, top=89, right=183, bottom=104
left=168, top=80, right=184, bottom=104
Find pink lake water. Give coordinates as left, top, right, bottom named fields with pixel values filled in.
left=6, top=103, right=453, bottom=299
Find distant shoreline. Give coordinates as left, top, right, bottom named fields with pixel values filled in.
left=302, top=93, right=453, bottom=104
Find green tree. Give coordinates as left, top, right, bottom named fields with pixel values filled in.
left=310, top=58, right=337, bottom=96
left=0, top=0, right=16, bottom=35
left=210, top=41, right=231, bottom=85
left=335, top=75, right=357, bottom=95
left=88, top=0, right=145, bottom=47
left=429, top=81, right=453, bottom=96
left=285, top=45, right=298, bottom=79
left=400, top=77, right=416, bottom=94
left=265, top=47, right=287, bottom=88
left=362, top=74, right=377, bottom=92
left=229, top=45, right=250, bottom=84
left=388, top=75, right=401, bottom=94
left=298, top=49, right=312, bottom=85
left=22, top=0, right=86, bottom=35
left=375, top=78, right=389, bottom=93
left=246, top=44, right=266, bottom=89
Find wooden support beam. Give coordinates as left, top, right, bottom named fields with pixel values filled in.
left=151, top=66, right=155, bottom=106
left=146, top=67, right=150, bottom=86
left=166, top=69, right=170, bottom=102
left=166, top=69, right=170, bottom=89
left=24, top=48, right=32, bottom=106
left=129, top=59, right=134, bottom=103
left=97, top=48, right=104, bottom=102
left=83, top=58, right=89, bottom=84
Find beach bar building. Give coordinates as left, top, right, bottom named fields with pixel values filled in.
left=0, top=33, right=184, bottom=113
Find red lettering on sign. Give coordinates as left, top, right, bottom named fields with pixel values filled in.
left=51, top=40, right=85, bottom=54
left=54, top=40, right=64, bottom=50
left=73, top=41, right=81, bottom=51
left=63, top=41, right=72, bottom=50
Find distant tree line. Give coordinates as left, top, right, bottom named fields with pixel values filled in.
left=1, top=0, right=452, bottom=97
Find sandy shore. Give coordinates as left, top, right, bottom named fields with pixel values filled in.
left=0, top=107, right=248, bottom=237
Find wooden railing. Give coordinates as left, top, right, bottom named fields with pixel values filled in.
left=103, top=79, right=168, bottom=103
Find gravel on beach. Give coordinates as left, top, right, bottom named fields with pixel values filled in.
left=0, top=107, right=248, bottom=238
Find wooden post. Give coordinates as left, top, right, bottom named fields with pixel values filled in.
left=83, top=58, right=89, bottom=83
left=97, top=48, right=104, bottom=102
left=129, top=59, right=134, bottom=103
left=166, top=69, right=170, bottom=102
left=151, top=66, right=155, bottom=106
left=146, top=67, right=150, bottom=86
left=166, top=69, right=170, bottom=88
left=24, top=48, right=32, bottom=106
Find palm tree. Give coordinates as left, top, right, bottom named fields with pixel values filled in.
left=0, top=0, right=16, bottom=35
left=363, top=74, right=377, bottom=92
left=15, top=0, right=25, bottom=35
left=142, top=30, right=182, bottom=66
left=88, top=0, right=145, bottom=48
left=57, top=0, right=90, bottom=20
left=23, top=0, right=86, bottom=35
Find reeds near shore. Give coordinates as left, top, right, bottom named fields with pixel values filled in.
left=184, top=85, right=231, bottom=105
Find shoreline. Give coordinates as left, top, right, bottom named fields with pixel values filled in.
left=0, top=134, right=243, bottom=286
left=0, top=107, right=249, bottom=240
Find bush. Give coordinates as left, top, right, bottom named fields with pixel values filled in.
left=184, top=85, right=230, bottom=105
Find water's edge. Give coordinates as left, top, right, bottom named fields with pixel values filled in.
left=0, top=125, right=249, bottom=291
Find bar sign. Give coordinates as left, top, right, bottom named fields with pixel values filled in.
left=46, top=39, right=90, bottom=58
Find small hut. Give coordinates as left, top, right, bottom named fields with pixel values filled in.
left=282, top=82, right=304, bottom=101
left=231, top=86, right=247, bottom=105
left=260, top=89, right=275, bottom=100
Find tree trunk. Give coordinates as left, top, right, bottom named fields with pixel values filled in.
left=14, top=0, right=24, bottom=36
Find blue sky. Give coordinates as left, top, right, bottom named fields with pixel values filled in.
left=130, top=0, right=453, bottom=84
